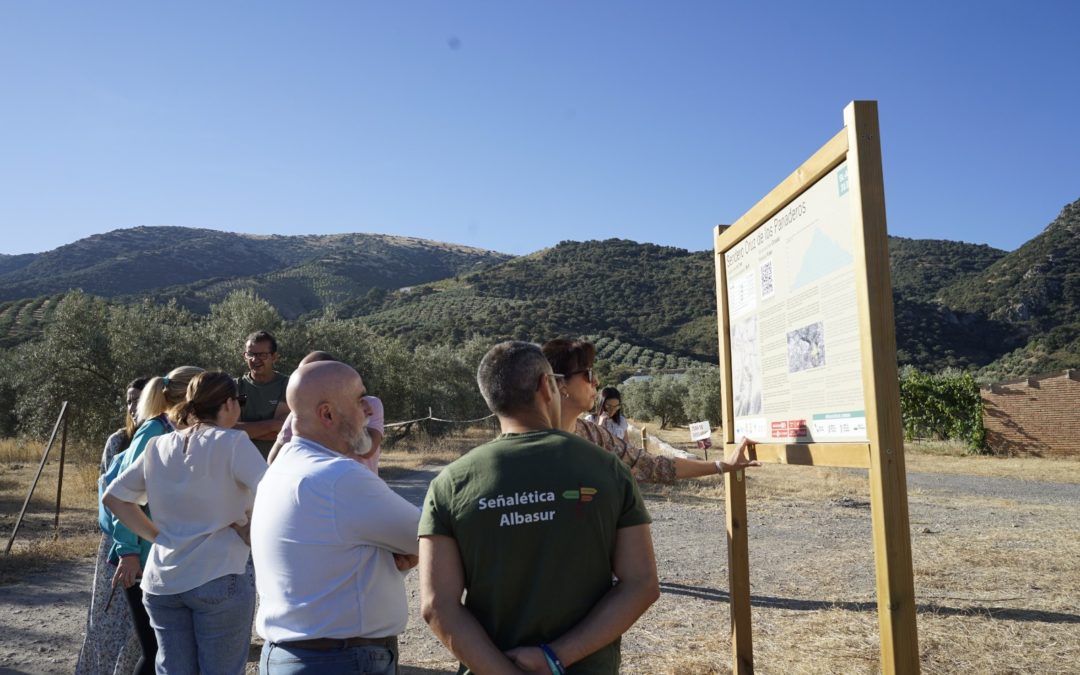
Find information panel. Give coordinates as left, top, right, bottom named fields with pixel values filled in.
left=723, top=162, right=868, bottom=443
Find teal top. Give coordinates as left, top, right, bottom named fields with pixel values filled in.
left=109, top=415, right=171, bottom=565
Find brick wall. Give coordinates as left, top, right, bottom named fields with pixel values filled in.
left=981, top=370, right=1080, bottom=457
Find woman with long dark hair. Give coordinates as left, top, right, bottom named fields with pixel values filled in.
left=586, top=385, right=629, bottom=440
left=76, top=377, right=149, bottom=675
left=105, top=371, right=266, bottom=675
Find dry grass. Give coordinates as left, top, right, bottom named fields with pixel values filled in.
left=0, top=458, right=100, bottom=584
left=0, top=437, right=48, bottom=464
left=628, top=421, right=1080, bottom=673
left=4, top=424, right=1079, bottom=671
left=379, top=426, right=498, bottom=476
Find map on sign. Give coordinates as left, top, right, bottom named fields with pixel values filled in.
left=723, top=162, right=868, bottom=443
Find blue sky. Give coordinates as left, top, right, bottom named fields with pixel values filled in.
left=2, top=1, right=1078, bottom=256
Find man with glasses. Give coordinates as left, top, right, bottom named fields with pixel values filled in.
left=419, top=341, right=659, bottom=674
left=236, top=330, right=290, bottom=459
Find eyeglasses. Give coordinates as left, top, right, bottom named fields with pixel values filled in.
left=233, top=394, right=248, bottom=407
left=566, top=368, right=595, bottom=383
left=244, top=351, right=273, bottom=359
left=549, top=373, right=566, bottom=383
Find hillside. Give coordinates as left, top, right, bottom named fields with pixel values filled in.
left=0, top=227, right=511, bottom=314
left=0, top=212, right=1078, bottom=377
left=357, top=239, right=719, bottom=360
left=936, top=198, right=1080, bottom=377
left=887, top=237, right=1006, bottom=303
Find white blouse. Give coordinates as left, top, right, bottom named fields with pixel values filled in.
left=586, top=413, right=629, bottom=440
left=106, top=426, right=267, bottom=595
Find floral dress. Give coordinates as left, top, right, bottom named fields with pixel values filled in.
left=74, top=429, right=141, bottom=675
left=574, top=417, right=677, bottom=484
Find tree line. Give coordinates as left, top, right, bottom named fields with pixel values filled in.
left=0, top=290, right=491, bottom=447
left=0, top=289, right=988, bottom=454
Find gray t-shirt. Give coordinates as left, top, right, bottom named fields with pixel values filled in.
left=238, top=371, right=288, bottom=458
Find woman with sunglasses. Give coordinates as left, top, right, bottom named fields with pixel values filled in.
left=542, top=339, right=759, bottom=483
left=104, top=371, right=267, bottom=675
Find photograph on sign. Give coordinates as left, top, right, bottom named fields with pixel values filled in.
left=723, top=162, right=868, bottom=444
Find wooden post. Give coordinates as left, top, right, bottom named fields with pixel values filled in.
left=725, top=461, right=753, bottom=673
left=54, top=408, right=69, bottom=532
left=844, top=100, right=920, bottom=674
left=5, top=401, right=68, bottom=555
left=715, top=227, right=754, bottom=672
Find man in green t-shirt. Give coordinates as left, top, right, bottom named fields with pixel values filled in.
left=418, top=341, right=659, bottom=674
left=235, top=330, right=290, bottom=459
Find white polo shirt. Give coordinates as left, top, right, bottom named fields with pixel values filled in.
left=251, top=436, right=420, bottom=642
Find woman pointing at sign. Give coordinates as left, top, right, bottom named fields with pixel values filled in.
left=542, top=338, right=760, bottom=483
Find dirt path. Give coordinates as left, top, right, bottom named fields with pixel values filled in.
left=1, top=466, right=1078, bottom=673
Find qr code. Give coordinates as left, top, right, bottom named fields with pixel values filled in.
left=760, top=259, right=774, bottom=298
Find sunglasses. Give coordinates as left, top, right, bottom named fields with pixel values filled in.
left=566, top=368, right=595, bottom=383
left=233, top=394, right=248, bottom=407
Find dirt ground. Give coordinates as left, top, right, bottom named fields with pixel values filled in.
left=2, top=447, right=1079, bottom=674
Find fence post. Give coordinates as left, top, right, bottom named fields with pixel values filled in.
left=5, top=401, right=69, bottom=555
left=54, top=408, right=69, bottom=533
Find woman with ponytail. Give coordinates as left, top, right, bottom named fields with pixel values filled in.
left=105, top=371, right=266, bottom=675
left=108, top=365, right=203, bottom=675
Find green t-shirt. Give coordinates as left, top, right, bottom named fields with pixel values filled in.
left=237, top=371, right=288, bottom=457
left=418, top=429, right=651, bottom=675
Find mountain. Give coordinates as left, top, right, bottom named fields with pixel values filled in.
left=1, top=209, right=1078, bottom=377
left=0, top=227, right=512, bottom=315
left=934, top=199, right=1080, bottom=377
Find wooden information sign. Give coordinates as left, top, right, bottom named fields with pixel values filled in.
left=713, top=101, right=919, bottom=673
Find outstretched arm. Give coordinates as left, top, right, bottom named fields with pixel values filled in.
left=674, top=437, right=762, bottom=479
left=419, top=535, right=522, bottom=675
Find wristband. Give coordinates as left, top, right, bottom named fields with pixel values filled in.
left=714, top=459, right=725, bottom=474
left=539, top=643, right=566, bottom=675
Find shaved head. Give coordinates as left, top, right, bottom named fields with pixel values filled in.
left=287, top=361, right=372, bottom=456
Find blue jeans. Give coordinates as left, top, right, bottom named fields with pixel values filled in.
left=259, top=640, right=397, bottom=674
left=143, top=573, right=256, bottom=675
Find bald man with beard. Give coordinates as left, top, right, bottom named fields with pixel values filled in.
left=251, top=361, right=420, bottom=675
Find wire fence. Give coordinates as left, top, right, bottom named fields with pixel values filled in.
left=383, top=408, right=496, bottom=430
